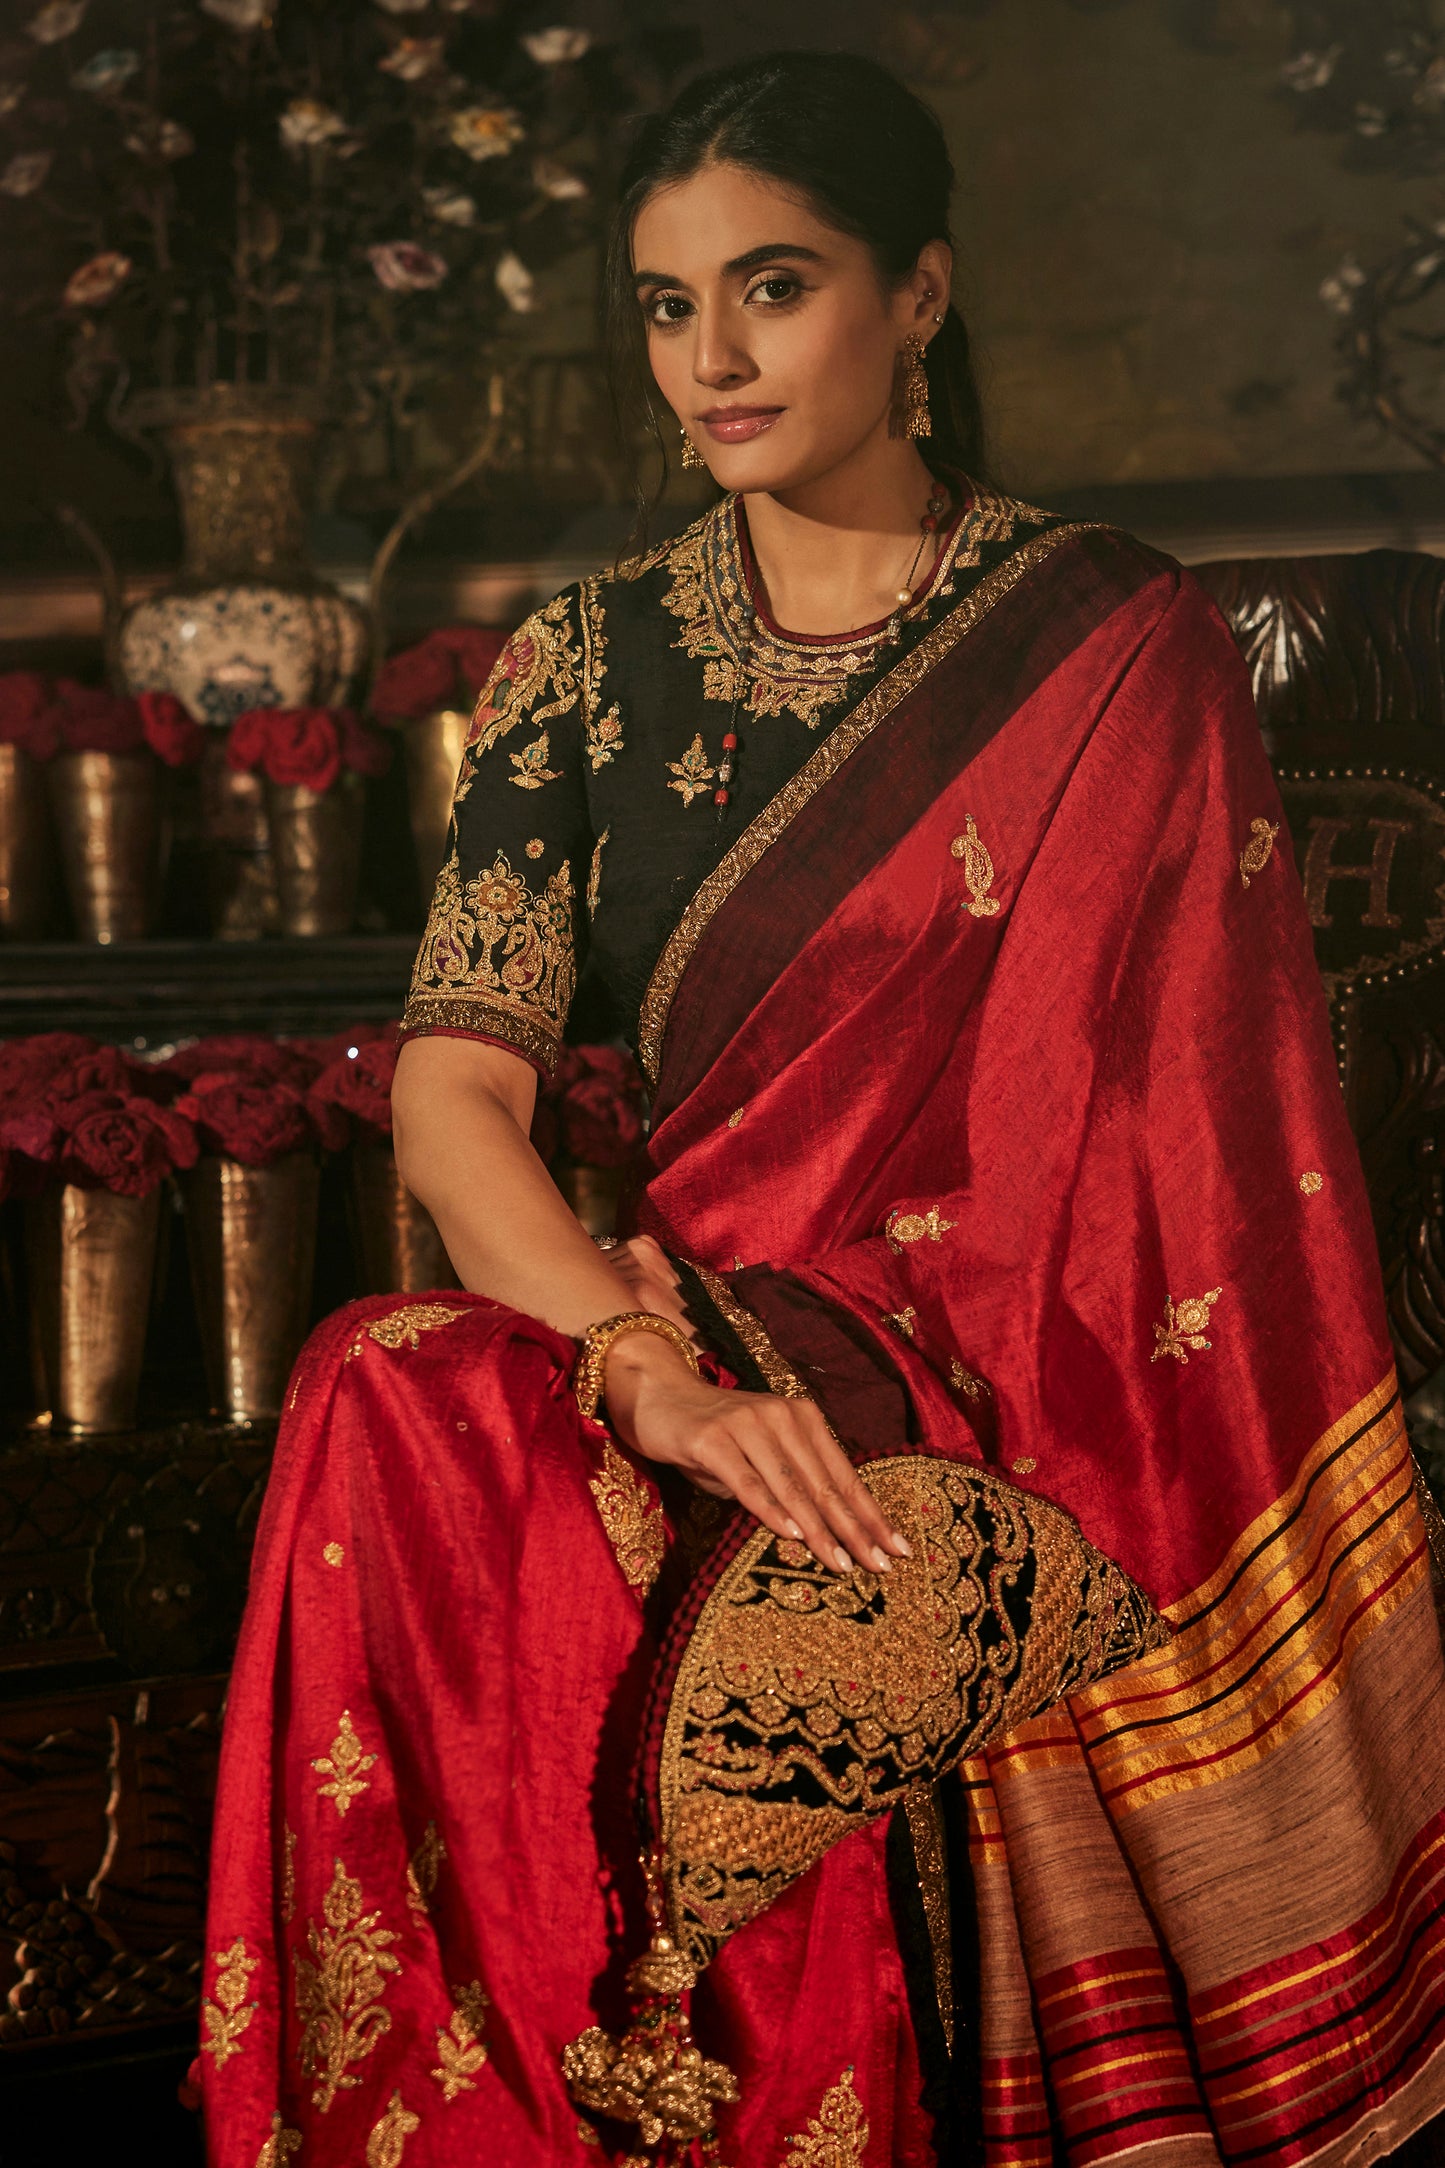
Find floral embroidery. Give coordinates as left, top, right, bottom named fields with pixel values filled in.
left=1012, top=1457, right=1038, bottom=1475
left=1151, top=1286, right=1222, bottom=1364
left=586, top=828, right=608, bottom=919
left=311, top=1710, right=377, bottom=1817
left=405, top=848, right=575, bottom=1063
left=202, top=1936, right=259, bottom=2067
left=525, top=838, right=544, bottom=858
left=952, top=814, right=1001, bottom=918
left=254, top=2115, right=302, bottom=2168
left=1300, top=1169, right=1324, bottom=1194
left=509, top=730, right=562, bottom=789
left=667, top=733, right=716, bottom=806
left=884, top=1306, right=917, bottom=1339
left=949, top=1358, right=989, bottom=1401
left=585, top=700, right=625, bottom=770
left=782, top=2067, right=869, bottom=2168
left=1240, top=817, right=1281, bottom=889
left=460, top=591, right=586, bottom=771
left=727, top=1106, right=745, bottom=1128
left=589, top=1438, right=666, bottom=1592
left=886, top=1204, right=956, bottom=1252
left=366, top=2092, right=420, bottom=2168
left=406, top=1821, right=447, bottom=1917
left=322, top=1541, right=345, bottom=1566
left=431, top=1982, right=490, bottom=2100
left=345, top=1301, right=471, bottom=1362
left=294, top=1858, right=403, bottom=2111
left=281, top=1825, right=297, bottom=1922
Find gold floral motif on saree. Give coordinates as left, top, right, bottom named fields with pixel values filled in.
left=667, top=732, right=716, bottom=806
left=345, top=1301, right=471, bottom=1363
left=405, top=1820, right=447, bottom=1917
left=1239, top=816, right=1281, bottom=889
left=405, top=846, right=575, bottom=1067
left=586, top=828, right=608, bottom=919
left=884, top=1306, right=917, bottom=1339
left=509, top=730, right=562, bottom=789
left=781, top=2066, right=869, bottom=2168
left=202, top=1935, right=259, bottom=2067
left=322, top=1541, right=344, bottom=1566
left=1151, top=1286, right=1222, bottom=1364
left=886, top=1204, right=956, bottom=1252
left=294, top=1858, right=402, bottom=2111
left=253, top=2114, right=301, bottom=2168
left=311, top=1710, right=377, bottom=1817
left=953, top=813, right=1002, bottom=918
left=655, top=1455, right=1164, bottom=1970
left=431, top=1982, right=490, bottom=2100
left=589, top=1437, right=666, bottom=1593
left=949, top=1357, right=990, bottom=1401
left=1300, top=1169, right=1324, bottom=1195
left=366, top=2091, right=420, bottom=2167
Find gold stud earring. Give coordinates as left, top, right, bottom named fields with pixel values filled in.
left=891, top=332, right=931, bottom=441
left=680, top=427, right=704, bottom=470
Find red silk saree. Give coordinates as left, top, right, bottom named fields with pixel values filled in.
left=201, top=519, right=1445, bottom=2168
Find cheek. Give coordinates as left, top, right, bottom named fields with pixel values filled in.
left=646, top=331, right=691, bottom=412
left=762, top=300, right=895, bottom=417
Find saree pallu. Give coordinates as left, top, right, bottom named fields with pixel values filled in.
left=201, top=526, right=1445, bottom=2168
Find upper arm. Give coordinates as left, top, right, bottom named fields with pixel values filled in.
left=392, top=1031, right=538, bottom=1145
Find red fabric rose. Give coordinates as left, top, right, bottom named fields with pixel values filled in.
left=558, top=1073, right=645, bottom=1168
left=444, top=627, right=508, bottom=701
left=337, top=710, right=392, bottom=779
left=45, top=1090, right=199, bottom=1197
left=371, top=636, right=458, bottom=721
left=0, top=671, right=60, bottom=759
left=47, top=680, right=145, bottom=755
left=33, top=1045, right=144, bottom=1113
left=173, top=1071, right=316, bottom=1165
left=307, top=1037, right=399, bottom=1143
left=228, top=707, right=341, bottom=794
left=138, top=690, right=206, bottom=768
left=0, top=1031, right=97, bottom=1101
left=158, top=1034, right=323, bottom=1088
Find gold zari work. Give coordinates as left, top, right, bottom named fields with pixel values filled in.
left=886, top=1204, right=956, bottom=1252
left=586, top=828, right=608, bottom=919
left=311, top=1709, right=377, bottom=1817
left=1151, top=1286, right=1223, bottom=1364
left=667, top=732, right=716, bottom=806
left=459, top=585, right=605, bottom=777
left=1300, top=1169, right=1324, bottom=1195
left=885, top=1307, right=918, bottom=1339
left=903, top=1788, right=955, bottom=2054
left=1239, top=816, right=1281, bottom=889
left=345, top=1302, right=471, bottom=1363
left=366, top=2091, right=420, bottom=2168
left=782, top=2067, right=870, bottom=2168
left=585, top=700, right=624, bottom=770
left=406, top=847, right=575, bottom=1065
left=689, top=1261, right=810, bottom=1398
left=953, top=814, right=1002, bottom=918
left=509, top=731, right=562, bottom=789
left=431, top=1982, right=490, bottom=2100
left=254, top=2114, right=301, bottom=2168
left=202, top=1935, right=258, bottom=2067
left=656, top=1455, right=1164, bottom=1970
left=949, top=1358, right=989, bottom=1402
left=588, top=1438, right=666, bottom=1593
left=406, top=1820, right=447, bottom=1917
left=322, top=1541, right=344, bottom=1566
left=280, top=1825, right=297, bottom=1923
left=294, top=1858, right=402, bottom=2112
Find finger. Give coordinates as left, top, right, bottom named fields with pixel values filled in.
left=695, top=1439, right=800, bottom=1545
left=738, top=1433, right=856, bottom=1575
left=782, top=1409, right=911, bottom=1573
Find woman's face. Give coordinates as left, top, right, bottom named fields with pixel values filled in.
left=631, top=161, right=950, bottom=496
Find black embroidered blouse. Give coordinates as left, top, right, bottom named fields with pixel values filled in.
left=402, top=482, right=1059, bottom=1074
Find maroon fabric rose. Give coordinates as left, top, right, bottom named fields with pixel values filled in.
left=158, top=1033, right=323, bottom=1089
left=558, top=1073, right=644, bottom=1168
left=138, top=690, right=206, bottom=768
left=0, top=1031, right=97, bottom=1103
left=173, top=1071, right=316, bottom=1165
left=371, top=636, right=458, bottom=722
left=47, top=680, right=145, bottom=755
left=444, top=628, right=508, bottom=702
left=228, top=707, right=341, bottom=794
left=337, top=709, right=392, bottom=779
left=52, top=1091, right=198, bottom=1197
left=0, top=671, right=60, bottom=759
left=33, top=1045, right=144, bottom=1113
left=307, top=1036, right=399, bottom=1143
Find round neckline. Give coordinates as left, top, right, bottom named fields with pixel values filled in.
left=730, top=481, right=972, bottom=650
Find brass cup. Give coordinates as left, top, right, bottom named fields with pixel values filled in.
left=25, top=1184, right=161, bottom=1433
left=199, top=736, right=280, bottom=940
left=183, top=1152, right=319, bottom=1421
left=348, top=1139, right=458, bottom=1294
left=264, top=772, right=365, bottom=938
left=0, top=742, right=56, bottom=938
left=402, top=708, right=469, bottom=901
left=47, top=748, right=165, bottom=943
left=554, top=1162, right=625, bottom=1240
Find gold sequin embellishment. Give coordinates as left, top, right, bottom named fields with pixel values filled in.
left=345, top=1301, right=471, bottom=1363
left=783, top=2067, right=870, bottom=2168
left=294, top=1859, right=402, bottom=2112
left=366, top=2092, right=419, bottom=2167
left=586, top=828, right=608, bottom=919
left=202, top=1936, right=259, bottom=2067
left=1239, top=817, right=1281, bottom=889
left=585, top=701, right=625, bottom=770
left=588, top=1438, right=666, bottom=1593
left=1151, top=1286, right=1223, bottom=1364
left=952, top=814, right=1002, bottom=918
left=1300, top=1170, right=1324, bottom=1195
left=431, top=1982, right=490, bottom=2100
left=311, top=1710, right=377, bottom=1817
left=886, top=1204, right=956, bottom=1252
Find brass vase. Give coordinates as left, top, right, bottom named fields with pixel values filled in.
left=554, top=1162, right=625, bottom=1240
left=0, top=742, right=56, bottom=938
left=47, top=749, right=164, bottom=943
left=402, top=707, right=469, bottom=900
left=183, top=1152, right=319, bottom=1421
left=265, top=772, right=365, bottom=938
left=349, top=1140, right=458, bottom=1295
left=25, top=1185, right=161, bottom=1432
left=198, top=735, right=280, bottom=940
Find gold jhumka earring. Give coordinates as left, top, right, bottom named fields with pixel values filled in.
left=891, top=332, right=932, bottom=440
left=679, top=427, right=705, bottom=469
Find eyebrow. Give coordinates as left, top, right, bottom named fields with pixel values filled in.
left=632, top=241, right=826, bottom=290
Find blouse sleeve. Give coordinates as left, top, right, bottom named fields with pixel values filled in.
left=401, top=585, right=598, bottom=1078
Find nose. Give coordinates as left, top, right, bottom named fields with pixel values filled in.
left=690, top=298, right=757, bottom=393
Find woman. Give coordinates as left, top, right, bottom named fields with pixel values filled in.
left=202, top=52, right=1445, bottom=2168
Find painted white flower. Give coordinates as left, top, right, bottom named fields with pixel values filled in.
left=1280, top=44, right=1341, bottom=93
left=379, top=36, right=443, bottom=79
left=1319, top=258, right=1367, bottom=316
left=522, top=27, right=590, bottom=65
left=0, top=151, right=51, bottom=196
left=422, top=185, right=477, bottom=226
left=201, top=0, right=270, bottom=26
left=63, top=249, right=132, bottom=308
left=494, top=249, right=535, bottom=313
left=125, top=118, right=195, bottom=160
left=448, top=104, right=524, bottom=161
left=279, top=97, right=347, bottom=150
left=533, top=156, right=586, bottom=200
left=368, top=240, right=448, bottom=292
left=26, top=1, right=87, bottom=44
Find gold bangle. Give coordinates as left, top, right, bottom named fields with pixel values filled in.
left=572, top=1311, right=700, bottom=1421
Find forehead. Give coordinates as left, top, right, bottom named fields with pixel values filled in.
left=630, top=160, right=853, bottom=275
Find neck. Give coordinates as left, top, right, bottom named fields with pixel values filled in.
left=740, top=436, right=942, bottom=637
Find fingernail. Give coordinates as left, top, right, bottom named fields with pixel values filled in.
left=873, top=1549, right=893, bottom=1573
left=833, top=1546, right=852, bottom=1573
left=785, top=1520, right=804, bottom=1539
left=891, top=1533, right=913, bottom=1558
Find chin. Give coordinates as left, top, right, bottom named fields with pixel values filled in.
left=696, top=428, right=831, bottom=496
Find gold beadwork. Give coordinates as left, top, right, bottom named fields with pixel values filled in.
left=573, top=1311, right=701, bottom=1421
left=294, top=1858, right=403, bottom=2112
left=784, top=2067, right=870, bottom=2167
left=202, top=1936, right=259, bottom=2067
left=666, top=732, right=716, bottom=806
left=366, top=2092, right=420, bottom=2167
left=345, top=1301, right=471, bottom=1363
left=1240, top=817, right=1281, bottom=889
left=903, top=1790, right=954, bottom=2054
left=1012, top=1457, right=1038, bottom=1476
left=586, top=828, right=609, bottom=919
left=727, top=1106, right=745, bottom=1127
left=588, top=1438, right=666, bottom=1592
left=1300, top=1170, right=1324, bottom=1195
left=431, top=1983, right=490, bottom=2100
left=953, top=814, right=1001, bottom=917
left=525, top=837, right=544, bottom=858
left=405, top=1822, right=447, bottom=1918
left=311, top=1710, right=377, bottom=1818
left=893, top=333, right=931, bottom=441
left=322, top=1541, right=345, bottom=1567
left=254, top=2115, right=302, bottom=2168
left=1151, top=1286, right=1223, bottom=1364
left=886, top=1204, right=956, bottom=1252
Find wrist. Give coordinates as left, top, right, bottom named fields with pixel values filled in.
left=572, top=1310, right=700, bottom=1422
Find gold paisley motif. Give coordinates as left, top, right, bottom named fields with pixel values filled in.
left=294, top=1858, right=402, bottom=2112
left=345, top=1301, right=471, bottom=1362
left=202, top=1936, right=259, bottom=2067
left=406, top=845, right=575, bottom=1065
left=458, top=590, right=589, bottom=775
left=1151, top=1286, right=1222, bottom=1364
left=782, top=2067, right=870, bottom=2168
left=366, top=2093, right=420, bottom=2168
left=1239, top=816, right=1281, bottom=889
left=254, top=2114, right=302, bottom=2168
left=952, top=813, right=1001, bottom=918
left=588, top=1438, right=666, bottom=1592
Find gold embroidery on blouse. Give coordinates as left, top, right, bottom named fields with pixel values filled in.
left=254, top=2114, right=302, bottom=2168
left=953, top=813, right=1002, bottom=918
left=406, top=1821, right=447, bottom=1917
left=281, top=1825, right=297, bottom=1923
left=431, top=1982, right=490, bottom=2100
left=586, top=828, right=608, bottom=920
left=406, top=848, right=575, bottom=1061
left=311, top=1711, right=377, bottom=1817
left=586, top=700, right=625, bottom=770
left=202, top=1936, right=259, bottom=2067
left=457, top=590, right=587, bottom=786
left=1240, top=817, right=1281, bottom=889
left=636, top=523, right=1096, bottom=1088
left=589, top=1438, right=666, bottom=1593
left=294, top=1858, right=402, bottom=2112
left=509, top=730, right=562, bottom=789
left=667, top=732, right=716, bottom=806
left=782, top=2067, right=870, bottom=2168
left=886, top=1204, right=956, bottom=1252
left=1151, top=1287, right=1222, bottom=1364
left=949, top=1358, right=989, bottom=1401
left=885, top=1306, right=918, bottom=1339
left=689, top=1261, right=811, bottom=1398
left=1300, top=1169, right=1324, bottom=1195
left=322, top=1541, right=344, bottom=1566
left=525, top=837, right=544, bottom=858
left=366, top=2092, right=420, bottom=2168
left=345, top=1301, right=471, bottom=1362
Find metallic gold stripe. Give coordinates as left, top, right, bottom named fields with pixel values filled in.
left=635, top=522, right=1099, bottom=1090
left=904, top=1783, right=956, bottom=2057
left=400, top=994, right=560, bottom=1077
left=687, top=1260, right=810, bottom=1399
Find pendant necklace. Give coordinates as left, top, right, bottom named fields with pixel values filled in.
left=714, top=480, right=952, bottom=824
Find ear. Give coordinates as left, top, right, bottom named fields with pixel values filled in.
left=895, top=239, right=954, bottom=339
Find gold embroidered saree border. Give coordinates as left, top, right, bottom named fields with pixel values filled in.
left=400, top=993, right=560, bottom=1077
left=687, top=1260, right=810, bottom=1398
left=635, top=521, right=1097, bottom=1088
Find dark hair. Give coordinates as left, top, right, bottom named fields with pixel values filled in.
left=604, top=49, right=987, bottom=536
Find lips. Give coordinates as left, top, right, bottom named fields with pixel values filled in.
left=698, top=406, right=784, bottom=443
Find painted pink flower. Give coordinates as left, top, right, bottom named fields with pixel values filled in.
left=63, top=251, right=131, bottom=308
left=368, top=242, right=448, bottom=293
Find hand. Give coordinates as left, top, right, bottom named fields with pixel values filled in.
left=603, top=1233, right=695, bottom=1340
left=601, top=1333, right=911, bottom=1576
